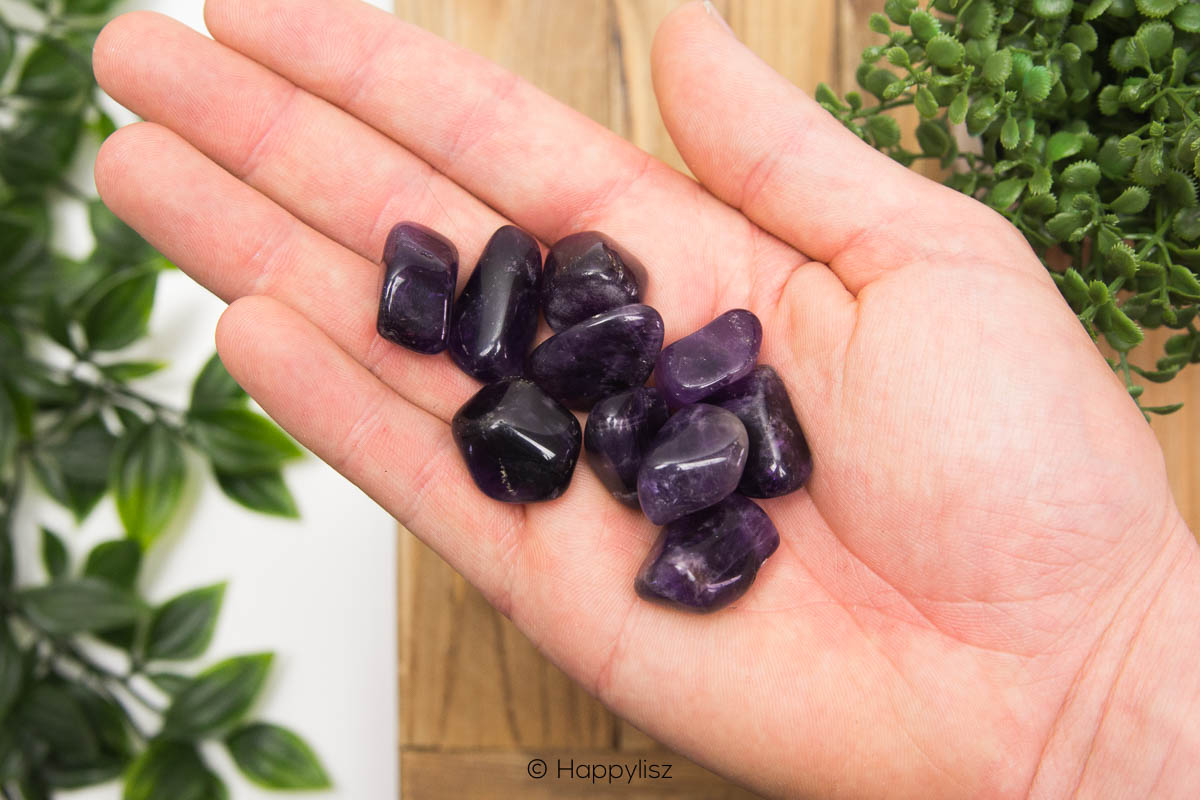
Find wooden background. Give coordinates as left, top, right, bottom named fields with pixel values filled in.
left=390, top=1, right=1200, bottom=797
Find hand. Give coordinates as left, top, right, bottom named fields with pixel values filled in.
left=93, top=1, right=1200, bottom=796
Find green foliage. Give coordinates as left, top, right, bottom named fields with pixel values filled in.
left=0, top=1, right=322, bottom=795
left=822, top=0, right=1200, bottom=416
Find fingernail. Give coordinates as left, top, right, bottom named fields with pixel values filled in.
left=703, top=1, right=734, bottom=35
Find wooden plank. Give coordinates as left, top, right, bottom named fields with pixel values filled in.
left=401, top=750, right=761, bottom=799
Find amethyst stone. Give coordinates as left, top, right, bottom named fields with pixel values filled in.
left=637, top=404, right=748, bottom=525
left=448, top=225, right=542, bottom=381
left=584, top=387, right=670, bottom=506
left=710, top=366, right=811, bottom=498
left=526, top=304, right=664, bottom=410
left=656, top=309, right=763, bottom=405
left=451, top=378, right=581, bottom=503
left=377, top=222, right=459, bottom=354
left=541, top=232, right=648, bottom=331
left=635, top=494, right=779, bottom=612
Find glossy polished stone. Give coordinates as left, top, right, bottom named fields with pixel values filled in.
left=637, top=404, right=748, bottom=525
left=451, top=378, right=581, bottom=503
left=710, top=366, right=811, bottom=498
left=377, top=222, right=459, bottom=354
left=541, top=232, right=648, bottom=331
left=655, top=309, right=762, bottom=405
left=526, top=304, right=664, bottom=410
left=635, top=494, right=779, bottom=612
left=584, top=387, right=670, bottom=506
left=448, top=225, right=542, bottom=381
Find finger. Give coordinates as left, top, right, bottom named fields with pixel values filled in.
left=200, top=0, right=751, bottom=262
left=92, top=11, right=503, bottom=265
left=651, top=2, right=1007, bottom=291
left=215, top=294, right=519, bottom=606
left=95, top=122, right=478, bottom=423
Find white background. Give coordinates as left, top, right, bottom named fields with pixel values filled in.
left=13, top=0, right=401, bottom=797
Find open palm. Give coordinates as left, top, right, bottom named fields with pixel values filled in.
left=93, top=1, right=1198, bottom=797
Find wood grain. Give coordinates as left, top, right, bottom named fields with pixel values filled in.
left=393, top=1, right=1200, bottom=797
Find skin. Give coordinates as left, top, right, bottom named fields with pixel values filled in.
left=92, top=1, right=1200, bottom=797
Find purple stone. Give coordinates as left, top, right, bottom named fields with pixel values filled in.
left=636, top=404, right=748, bottom=525
left=709, top=366, right=811, bottom=498
left=526, top=304, right=664, bottom=410
left=377, top=222, right=459, bottom=354
left=541, top=232, right=648, bottom=332
left=448, top=225, right=542, bottom=381
left=635, top=494, right=779, bottom=612
left=451, top=378, right=581, bottom=503
left=584, top=387, right=670, bottom=506
left=656, top=309, right=763, bottom=405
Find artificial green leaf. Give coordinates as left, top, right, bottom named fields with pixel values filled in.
left=868, top=13, right=891, bottom=35
left=148, top=673, right=191, bottom=696
left=1166, top=171, right=1198, bottom=207
left=1021, top=65, right=1051, bottom=103
left=884, top=0, right=915, bottom=25
left=225, top=723, right=330, bottom=790
left=925, top=34, right=964, bottom=68
left=1168, top=264, right=1200, bottom=298
left=89, top=200, right=151, bottom=258
left=1062, top=160, right=1102, bottom=189
left=1144, top=402, right=1185, bottom=415
left=1173, top=2, right=1200, bottom=32
left=20, top=579, right=141, bottom=634
left=18, top=683, right=99, bottom=763
left=886, top=46, right=910, bottom=68
left=1084, top=0, right=1113, bottom=18
left=1023, top=192, right=1059, bottom=216
left=1109, top=37, right=1139, bottom=72
left=948, top=90, right=969, bottom=124
left=1047, top=212, right=1086, bottom=241
left=1097, top=85, right=1121, bottom=115
left=0, top=16, right=12, bottom=78
left=99, top=360, right=166, bottom=381
left=113, top=423, right=187, bottom=547
left=1111, top=186, right=1151, bottom=214
left=914, top=85, right=938, bottom=118
left=961, top=0, right=995, bottom=37
left=63, top=0, right=124, bottom=12
left=216, top=470, right=299, bottom=518
left=82, top=269, right=157, bottom=351
left=983, top=49, right=1012, bottom=85
left=0, top=626, right=23, bottom=723
left=1107, top=243, right=1139, bottom=279
left=865, top=114, right=901, bottom=147
left=1135, top=20, right=1174, bottom=59
left=32, top=417, right=116, bottom=521
left=0, top=111, right=83, bottom=187
left=40, top=527, right=68, bottom=579
left=1000, top=116, right=1020, bottom=150
left=188, top=409, right=302, bottom=474
left=82, top=539, right=142, bottom=589
left=0, top=389, right=15, bottom=474
left=161, top=654, right=273, bottom=739
left=988, top=177, right=1026, bottom=209
left=189, top=354, right=246, bottom=411
left=814, top=82, right=842, bottom=110
left=909, top=9, right=940, bottom=41
left=862, top=67, right=899, bottom=100
left=145, top=584, right=225, bottom=661
left=1099, top=303, right=1144, bottom=350
left=16, top=40, right=91, bottom=101
left=1134, top=0, right=1178, bottom=17
left=124, top=741, right=227, bottom=800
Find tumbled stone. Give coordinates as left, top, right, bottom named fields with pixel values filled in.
left=710, top=366, right=811, bottom=498
left=526, top=304, right=664, bottom=410
left=448, top=225, right=542, bottom=381
left=541, top=231, right=648, bottom=331
left=655, top=309, right=762, bottom=406
left=377, top=222, right=459, bottom=354
left=584, top=387, right=670, bottom=506
left=451, top=378, right=581, bottom=503
left=635, top=494, right=779, bottom=613
left=637, top=404, right=748, bottom=525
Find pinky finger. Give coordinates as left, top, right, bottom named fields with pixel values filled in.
left=215, top=294, right=522, bottom=607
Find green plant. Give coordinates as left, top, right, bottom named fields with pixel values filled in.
left=819, top=0, right=1200, bottom=416
left=1, top=0, right=328, bottom=796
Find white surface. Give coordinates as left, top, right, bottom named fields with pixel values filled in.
left=26, top=1, right=401, bottom=798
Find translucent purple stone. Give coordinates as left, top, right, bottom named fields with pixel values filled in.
left=541, top=232, right=648, bottom=332
left=584, top=387, right=670, bottom=506
left=526, top=304, right=664, bottom=410
left=635, top=494, right=779, bottom=612
left=448, top=225, right=542, bottom=381
left=451, top=378, right=581, bottom=503
left=709, top=365, right=811, bottom=498
left=377, top=222, right=459, bottom=354
left=655, top=309, right=763, bottom=406
left=636, top=404, right=748, bottom=525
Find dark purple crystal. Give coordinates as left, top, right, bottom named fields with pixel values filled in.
left=526, top=304, right=664, bottom=410
left=709, top=366, right=811, bottom=498
left=584, top=387, right=670, bottom=506
left=541, top=232, right=647, bottom=332
left=448, top=225, right=542, bottom=381
left=635, top=494, right=779, bottom=612
left=655, top=309, right=762, bottom=406
left=377, top=222, right=459, bottom=354
left=637, top=404, right=748, bottom=525
left=451, top=378, right=581, bottom=503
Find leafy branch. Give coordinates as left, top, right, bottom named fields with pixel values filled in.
left=1, top=0, right=324, bottom=796
left=821, top=0, right=1200, bottom=417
